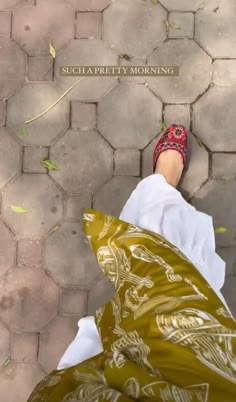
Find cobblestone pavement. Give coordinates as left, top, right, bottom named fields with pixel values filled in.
left=0, top=0, right=236, bottom=399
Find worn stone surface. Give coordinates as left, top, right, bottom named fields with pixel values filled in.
left=68, top=0, right=111, bottom=11
left=88, top=276, right=115, bottom=315
left=66, top=194, right=92, bottom=223
left=23, top=146, right=48, bottom=173
left=98, top=83, right=162, bottom=149
left=39, top=315, right=79, bottom=373
left=147, top=39, right=212, bottom=103
left=71, top=102, right=97, bottom=130
left=114, top=149, right=140, bottom=176
left=17, top=239, right=43, bottom=268
left=0, top=266, right=59, bottom=332
left=0, top=11, right=11, bottom=36
left=168, top=12, right=194, bottom=38
left=160, top=0, right=205, bottom=11
left=0, top=37, right=26, bottom=99
left=0, top=220, right=15, bottom=278
left=213, top=60, right=236, bottom=87
left=216, top=247, right=236, bottom=277
left=221, top=276, right=236, bottom=319
left=50, top=129, right=113, bottom=194
left=195, top=0, right=236, bottom=58
left=27, top=56, right=53, bottom=81
left=60, top=288, right=87, bottom=315
left=45, top=222, right=100, bottom=287
left=94, top=176, right=140, bottom=217
left=0, top=321, right=10, bottom=363
left=12, top=0, right=74, bottom=56
left=212, top=154, right=236, bottom=178
left=1, top=174, right=64, bottom=236
left=119, top=57, right=146, bottom=84
left=6, top=83, right=69, bottom=146
left=0, top=362, right=45, bottom=402
left=76, top=12, right=102, bottom=39
left=103, top=0, right=167, bottom=58
left=11, top=332, right=38, bottom=362
left=192, top=86, right=236, bottom=151
left=0, top=127, right=21, bottom=188
left=0, top=101, right=6, bottom=126
left=55, top=40, right=118, bottom=101
left=142, top=134, right=161, bottom=178
left=180, top=133, right=209, bottom=196
left=191, top=179, right=236, bottom=247
left=164, top=105, right=190, bottom=129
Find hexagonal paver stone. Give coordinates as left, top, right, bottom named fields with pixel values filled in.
left=94, top=176, right=141, bottom=217
left=98, top=83, right=162, bottom=149
left=0, top=11, right=11, bottom=37
left=76, top=12, right=102, bottom=39
left=192, top=86, right=236, bottom=152
left=11, top=332, right=38, bottom=362
left=195, top=0, right=236, bottom=58
left=17, top=239, right=43, bottom=268
left=0, top=362, right=45, bottom=402
left=1, top=174, right=63, bottom=236
left=23, top=146, right=48, bottom=173
left=0, top=127, right=21, bottom=189
left=88, top=276, right=115, bottom=315
left=45, top=222, right=101, bottom=287
left=71, top=102, right=97, bottom=130
left=212, top=154, right=236, bottom=179
left=68, top=0, right=111, bottom=10
left=55, top=40, right=118, bottom=102
left=180, top=133, right=209, bottom=196
left=12, top=0, right=74, bottom=56
left=0, top=220, right=15, bottom=278
left=39, top=315, right=80, bottom=373
left=164, top=105, right=190, bottom=129
left=60, top=288, right=87, bottom=315
left=0, top=0, right=22, bottom=10
left=160, top=0, right=205, bottom=11
left=66, top=194, right=92, bottom=223
left=191, top=179, right=236, bottom=247
left=50, top=129, right=113, bottom=194
left=6, top=83, right=69, bottom=146
left=142, top=135, right=160, bottom=178
left=114, top=149, right=140, bottom=176
left=0, top=266, right=59, bottom=332
left=213, top=60, right=236, bottom=87
left=119, top=57, right=146, bottom=84
left=0, top=321, right=10, bottom=364
left=0, top=37, right=26, bottom=99
left=168, top=12, right=194, bottom=38
left=103, top=0, right=167, bottom=58
left=147, top=39, right=212, bottom=103
left=216, top=247, right=236, bottom=277
left=221, top=276, right=236, bottom=319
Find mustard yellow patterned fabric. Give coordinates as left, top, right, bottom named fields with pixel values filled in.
left=28, top=208, right=236, bottom=402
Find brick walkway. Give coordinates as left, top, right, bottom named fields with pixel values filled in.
left=0, top=0, right=236, bottom=400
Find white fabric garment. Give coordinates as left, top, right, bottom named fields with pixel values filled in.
left=57, top=173, right=227, bottom=370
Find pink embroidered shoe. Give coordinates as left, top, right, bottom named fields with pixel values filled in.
left=153, top=124, right=190, bottom=173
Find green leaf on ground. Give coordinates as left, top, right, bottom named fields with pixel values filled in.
left=151, top=0, right=159, bottom=4
left=49, top=225, right=59, bottom=234
left=196, top=137, right=204, bottom=147
left=121, top=54, right=131, bottom=61
left=214, top=226, right=227, bottom=234
left=2, top=357, right=11, bottom=367
left=10, top=205, right=29, bottom=214
left=169, top=23, right=181, bottom=29
left=21, top=127, right=28, bottom=137
left=41, top=159, right=60, bottom=171
left=161, top=122, right=168, bottom=131
left=49, top=42, right=56, bottom=59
